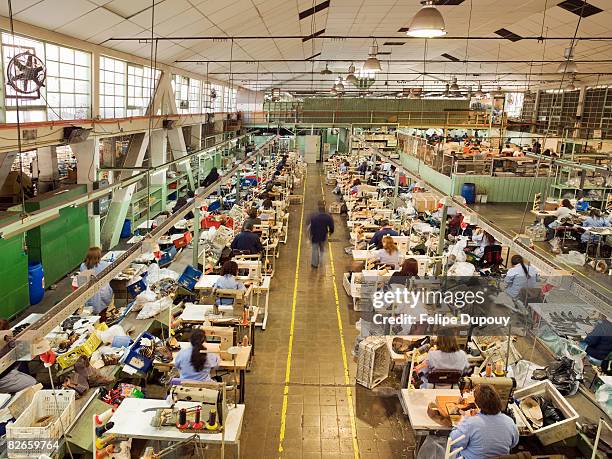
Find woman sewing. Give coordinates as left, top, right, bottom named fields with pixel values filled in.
left=370, top=235, right=402, bottom=269
left=449, top=384, right=519, bottom=459
left=417, top=335, right=470, bottom=387
left=213, top=260, right=246, bottom=305
left=174, top=329, right=220, bottom=382
left=504, top=255, right=539, bottom=301
left=79, top=247, right=114, bottom=315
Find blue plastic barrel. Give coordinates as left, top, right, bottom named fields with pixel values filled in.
left=461, top=183, right=477, bottom=204
left=28, top=262, right=45, bottom=305
left=120, top=219, right=132, bottom=238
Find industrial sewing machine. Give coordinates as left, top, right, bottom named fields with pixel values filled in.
left=149, top=381, right=228, bottom=433
left=458, top=375, right=516, bottom=411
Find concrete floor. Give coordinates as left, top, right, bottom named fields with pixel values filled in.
left=240, top=164, right=414, bottom=459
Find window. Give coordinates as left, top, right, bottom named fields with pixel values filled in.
left=202, top=81, right=211, bottom=112
left=172, top=74, right=189, bottom=113
left=2, top=33, right=47, bottom=122
left=99, top=56, right=126, bottom=118
left=188, top=78, right=201, bottom=113
left=223, top=86, right=236, bottom=112
left=211, top=84, right=223, bottom=112
left=127, top=64, right=159, bottom=116
left=45, top=44, right=90, bottom=120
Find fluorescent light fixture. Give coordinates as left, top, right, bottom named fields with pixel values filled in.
left=407, top=1, right=446, bottom=38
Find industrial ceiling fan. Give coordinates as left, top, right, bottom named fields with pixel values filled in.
left=6, top=51, right=46, bottom=95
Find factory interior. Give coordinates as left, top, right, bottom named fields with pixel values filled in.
left=0, top=0, right=611, bottom=458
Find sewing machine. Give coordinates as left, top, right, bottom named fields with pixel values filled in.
left=458, top=375, right=516, bottom=411
left=234, top=259, right=262, bottom=283
left=199, top=325, right=235, bottom=360
left=150, top=381, right=228, bottom=433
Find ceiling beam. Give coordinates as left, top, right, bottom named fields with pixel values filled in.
left=176, top=59, right=612, bottom=64
left=108, top=35, right=612, bottom=41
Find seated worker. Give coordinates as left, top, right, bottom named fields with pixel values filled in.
left=449, top=384, right=519, bottom=459
left=547, top=199, right=575, bottom=236
left=0, top=320, right=37, bottom=394
left=213, top=260, right=246, bottom=305
left=512, top=147, right=525, bottom=157
left=79, top=247, right=114, bottom=315
left=242, top=208, right=261, bottom=230
left=339, top=160, right=350, bottom=173
left=357, top=161, right=368, bottom=174
left=504, top=255, right=539, bottom=300
left=201, top=167, right=220, bottom=188
left=369, top=220, right=399, bottom=249
left=349, top=178, right=362, bottom=195
left=370, top=235, right=402, bottom=269
left=582, top=319, right=612, bottom=365
left=580, top=209, right=611, bottom=250
left=230, top=222, right=263, bottom=254
left=389, top=258, right=419, bottom=285
left=174, top=329, right=220, bottom=382
left=417, top=336, right=470, bottom=385
left=500, top=144, right=514, bottom=156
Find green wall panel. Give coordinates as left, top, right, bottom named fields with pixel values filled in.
left=400, top=154, right=453, bottom=195
left=25, top=185, right=90, bottom=286
left=0, top=232, right=29, bottom=318
left=451, top=176, right=554, bottom=203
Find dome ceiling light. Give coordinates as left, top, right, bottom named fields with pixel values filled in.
left=363, top=40, right=382, bottom=73
left=407, top=1, right=447, bottom=38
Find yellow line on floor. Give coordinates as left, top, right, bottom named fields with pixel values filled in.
left=277, top=171, right=307, bottom=456
left=321, top=180, right=360, bottom=459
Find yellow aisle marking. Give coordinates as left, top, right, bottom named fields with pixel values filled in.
left=321, top=179, right=360, bottom=459
left=277, top=171, right=307, bottom=455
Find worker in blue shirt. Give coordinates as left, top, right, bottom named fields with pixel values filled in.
left=174, top=329, right=220, bottom=382
left=580, top=209, right=610, bottom=248
left=449, top=384, right=519, bottom=459
left=230, top=221, right=263, bottom=254
left=213, top=260, right=246, bottom=305
left=369, top=220, right=398, bottom=249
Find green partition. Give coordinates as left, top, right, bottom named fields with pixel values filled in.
left=400, top=154, right=453, bottom=195
left=25, top=185, right=90, bottom=286
left=0, top=215, right=29, bottom=318
left=451, top=175, right=555, bottom=203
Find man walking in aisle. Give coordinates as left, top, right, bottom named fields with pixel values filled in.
left=308, top=200, right=334, bottom=268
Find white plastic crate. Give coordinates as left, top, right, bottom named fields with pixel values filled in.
left=7, top=390, right=76, bottom=458
left=356, top=337, right=390, bottom=389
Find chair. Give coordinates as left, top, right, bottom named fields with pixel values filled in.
left=444, top=434, right=465, bottom=459
left=479, top=244, right=503, bottom=270
left=427, top=369, right=463, bottom=388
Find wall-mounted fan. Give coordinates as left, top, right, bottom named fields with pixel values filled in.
left=6, top=51, right=46, bottom=95
left=210, top=88, right=217, bottom=100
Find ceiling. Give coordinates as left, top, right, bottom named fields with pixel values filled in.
left=3, top=0, right=612, bottom=95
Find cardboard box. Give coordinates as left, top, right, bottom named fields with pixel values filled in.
left=544, top=200, right=559, bottom=211
left=412, top=192, right=439, bottom=213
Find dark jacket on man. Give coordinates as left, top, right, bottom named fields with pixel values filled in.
left=231, top=230, right=263, bottom=254
left=309, top=212, right=334, bottom=243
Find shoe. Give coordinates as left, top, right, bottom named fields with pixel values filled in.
left=74, top=355, right=113, bottom=387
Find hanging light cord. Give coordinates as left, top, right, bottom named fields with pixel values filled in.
left=145, top=0, right=158, bottom=233
left=518, top=0, right=586, bottom=233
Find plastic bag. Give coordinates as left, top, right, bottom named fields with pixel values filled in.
left=98, top=324, right=128, bottom=344
left=416, top=435, right=447, bottom=459
left=511, top=360, right=544, bottom=389
left=595, top=384, right=612, bottom=418
left=137, top=296, right=173, bottom=319
left=447, top=261, right=476, bottom=277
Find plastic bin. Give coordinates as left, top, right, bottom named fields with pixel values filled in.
left=123, top=331, right=155, bottom=373
left=120, top=219, right=132, bottom=238
left=461, top=183, right=477, bottom=204
left=178, top=265, right=203, bottom=291
left=27, top=262, right=44, bottom=305
left=6, top=390, right=75, bottom=458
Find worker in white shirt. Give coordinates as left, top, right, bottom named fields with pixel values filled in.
left=547, top=199, right=576, bottom=237
left=370, top=235, right=403, bottom=269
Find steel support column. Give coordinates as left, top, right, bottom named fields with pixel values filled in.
left=101, top=133, right=150, bottom=249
